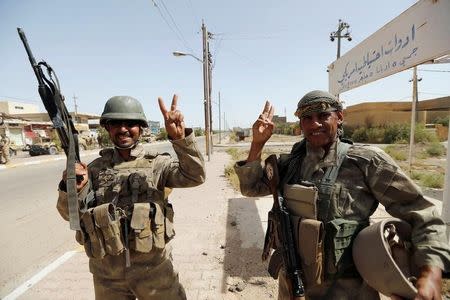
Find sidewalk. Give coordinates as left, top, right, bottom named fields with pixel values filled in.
left=4, top=149, right=445, bottom=300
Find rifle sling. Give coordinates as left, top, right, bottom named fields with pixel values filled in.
left=67, top=131, right=81, bottom=230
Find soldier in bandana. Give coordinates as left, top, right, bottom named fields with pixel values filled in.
left=234, top=90, right=449, bottom=300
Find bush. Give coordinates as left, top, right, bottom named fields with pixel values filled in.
left=384, top=145, right=407, bottom=161
left=425, top=142, right=446, bottom=157
left=433, top=116, right=449, bottom=127
left=383, top=123, right=409, bottom=143
left=342, top=125, right=355, bottom=140
left=157, top=128, right=168, bottom=141
left=226, top=148, right=241, bottom=160
left=351, top=127, right=368, bottom=142
left=421, top=173, right=444, bottom=189
left=97, top=127, right=112, bottom=147
left=414, top=123, right=438, bottom=143
left=194, top=128, right=204, bottom=136
left=366, top=127, right=385, bottom=143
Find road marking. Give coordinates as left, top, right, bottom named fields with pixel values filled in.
left=3, top=250, right=78, bottom=300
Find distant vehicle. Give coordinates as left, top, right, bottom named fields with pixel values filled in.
left=29, top=137, right=59, bottom=156
left=234, top=128, right=251, bottom=141
left=140, top=128, right=156, bottom=143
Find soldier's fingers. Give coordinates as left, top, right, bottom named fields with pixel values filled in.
left=177, top=112, right=184, bottom=124
left=171, top=94, right=178, bottom=111
left=158, top=97, right=169, bottom=120
left=268, top=105, right=275, bottom=120
left=262, top=100, right=271, bottom=114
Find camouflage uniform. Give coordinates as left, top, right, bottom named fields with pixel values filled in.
left=57, top=130, right=205, bottom=300
left=235, top=138, right=450, bottom=299
left=0, top=134, right=11, bottom=164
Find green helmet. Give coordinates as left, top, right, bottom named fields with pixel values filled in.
left=295, top=90, right=343, bottom=118
left=100, top=96, right=148, bottom=127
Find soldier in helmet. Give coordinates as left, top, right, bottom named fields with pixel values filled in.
left=234, top=90, right=449, bottom=299
left=57, top=95, right=205, bottom=300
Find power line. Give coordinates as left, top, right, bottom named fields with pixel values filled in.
left=419, top=92, right=450, bottom=96
left=417, top=69, right=450, bottom=73
left=150, top=0, right=194, bottom=53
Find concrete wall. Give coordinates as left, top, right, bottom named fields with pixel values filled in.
left=344, top=99, right=450, bottom=128
left=0, top=101, right=39, bottom=114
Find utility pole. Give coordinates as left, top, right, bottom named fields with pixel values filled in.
left=207, top=32, right=214, bottom=155
left=330, top=19, right=352, bottom=99
left=73, top=94, right=78, bottom=121
left=202, top=21, right=211, bottom=161
left=330, top=19, right=352, bottom=59
left=218, top=91, right=221, bottom=144
left=408, top=66, right=419, bottom=174
left=409, top=69, right=422, bottom=121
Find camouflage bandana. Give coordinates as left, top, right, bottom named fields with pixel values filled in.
left=295, top=102, right=337, bottom=118
left=294, top=90, right=343, bottom=118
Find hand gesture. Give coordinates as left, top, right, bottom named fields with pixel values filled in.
left=252, top=101, right=275, bottom=145
left=158, top=94, right=185, bottom=140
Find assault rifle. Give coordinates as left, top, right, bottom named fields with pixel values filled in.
left=17, top=28, right=81, bottom=231
left=263, top=154, right=305, bottom=299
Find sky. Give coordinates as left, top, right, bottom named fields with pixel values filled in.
left=1, top=0, right=449, bottom=130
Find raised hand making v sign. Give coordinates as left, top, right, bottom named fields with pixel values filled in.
left=247, top=100, right=275, bottom=162
left=158, top=94, right=185, bottom=140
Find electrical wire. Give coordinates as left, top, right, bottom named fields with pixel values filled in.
left=418, top=69, right=450, bottom=73
left=150, top=0, right=194, bottom=53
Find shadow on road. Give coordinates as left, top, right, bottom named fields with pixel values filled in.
left=222, top=196, right=272, bottom=293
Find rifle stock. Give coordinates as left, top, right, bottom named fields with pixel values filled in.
left=265, top=154, right=305, bottom=299
left=18, top=28, right=81, bottom=231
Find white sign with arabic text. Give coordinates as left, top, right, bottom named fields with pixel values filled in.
left=328, top=0, right=450, bottom=95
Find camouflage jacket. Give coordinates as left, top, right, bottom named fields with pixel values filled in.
left=234, top=138, right=450, bottom=271
left=57, top=130, right=205, bottom=219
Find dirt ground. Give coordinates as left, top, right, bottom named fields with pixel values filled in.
left=227, top=134, right=449, bottom=297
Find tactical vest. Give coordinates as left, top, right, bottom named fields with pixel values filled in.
left=78, top=150, right=175, bottom=262
left=280, top=140, right=368, bottom=285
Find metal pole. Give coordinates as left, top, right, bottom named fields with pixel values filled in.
left=441, top=116, right=450, bottom=240
left=202, top=21, right=210, bottom=161
left=207, top=39, right=213, bottom=155
left=408, top=66, right=418, bottom=174
left=218, top=91, right=221, bottom=144
left=336, top=29, right=341, bottom=59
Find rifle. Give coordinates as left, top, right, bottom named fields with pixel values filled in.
left=263, top=154, right=305, bottom=299
left=17, top=28, right=81, bottom=231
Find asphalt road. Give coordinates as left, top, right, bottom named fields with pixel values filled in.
left=0, top=140, right=191, bottom=298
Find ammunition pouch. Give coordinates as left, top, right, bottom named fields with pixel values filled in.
left=325, top=218, right=368, bottom=279
left=79, top=201, right=176, bottom=258
left=285, top=183, right=324, bottom=288
left=80, top=206, right=107, bottom=259
left=130, top=203, right=153, bottom=253
left=94, top=203, right=125, bottom=256
left=284, top=183, right=318, bottom=219
left=297, top=219, right=324, bottom=289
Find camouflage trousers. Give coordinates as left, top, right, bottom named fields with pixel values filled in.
left=278, top=268, right=380, bottom=300
left=0, top=147, right=9, bottom=163
left=90, top=244, right=186, bottom=300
